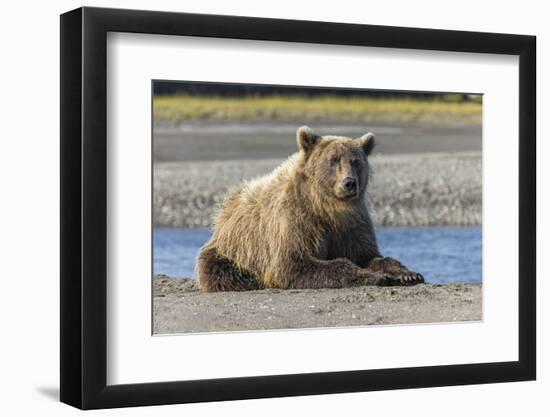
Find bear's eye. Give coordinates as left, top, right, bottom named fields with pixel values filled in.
left=330, top=156, right=339, bottom=166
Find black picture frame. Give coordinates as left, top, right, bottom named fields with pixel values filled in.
left=60, top=6, right=536, bottom=410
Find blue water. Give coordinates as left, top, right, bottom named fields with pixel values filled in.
left=153, top=227, right=482, bottom=284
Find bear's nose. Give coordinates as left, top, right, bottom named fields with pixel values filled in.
left=343, top=177, right=357, bottom=193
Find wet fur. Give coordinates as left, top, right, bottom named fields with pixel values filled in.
left=197, top=127, right=423, bottom=291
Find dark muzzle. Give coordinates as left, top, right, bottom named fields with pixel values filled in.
left=343, top=177, right=357, bottom=195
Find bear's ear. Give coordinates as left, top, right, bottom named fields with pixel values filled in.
left=357, top=132, right=376, bottom=156
left=297, top=126, right=320, bottom=154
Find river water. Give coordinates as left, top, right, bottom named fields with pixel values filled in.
left=153, top=226, right=482, bottom=285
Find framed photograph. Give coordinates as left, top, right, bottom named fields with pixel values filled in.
left=60, top=6, right=536, bottom=409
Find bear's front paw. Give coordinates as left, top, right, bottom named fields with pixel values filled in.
left=368, top=257, right=424, bottom=286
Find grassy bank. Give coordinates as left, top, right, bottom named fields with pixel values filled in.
left=153, top=95, right=482, bottom=125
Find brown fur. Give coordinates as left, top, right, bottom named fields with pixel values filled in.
left=197, top=126, right=423, bottom=291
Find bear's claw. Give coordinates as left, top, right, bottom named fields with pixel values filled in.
left=376, top=272, right=424, bottom=286
left=399, top=272, right=424, bottom=284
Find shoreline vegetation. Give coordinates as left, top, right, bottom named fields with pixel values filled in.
left=153, top=275, right=482, bottom=334
left=153, top=95, right=482, bottom=126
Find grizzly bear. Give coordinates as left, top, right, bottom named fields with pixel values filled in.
left=196, top=126, right=424, bottom=291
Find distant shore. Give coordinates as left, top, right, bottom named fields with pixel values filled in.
left=153, top=275, right=482, bottom=334
left=153, top=95, right=482, bottom=126
left=154, top=151, right=481, bottom=228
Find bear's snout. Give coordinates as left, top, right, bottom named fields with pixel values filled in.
left=343, top=177, right=358, bottom=195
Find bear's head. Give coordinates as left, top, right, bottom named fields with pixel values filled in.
left=296, top=126, right=375, bottom=202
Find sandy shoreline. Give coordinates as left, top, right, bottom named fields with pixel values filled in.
left=153, top=275, right=482, bottom=334
left=153, top=121, right=482, bottom=161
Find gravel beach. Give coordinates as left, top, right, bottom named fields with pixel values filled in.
left=153, top=275, right=482, bottom=334
left=154, top=151, right=481, bottom=228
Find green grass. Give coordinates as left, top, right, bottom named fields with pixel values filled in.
left=153, top=95, right=482, bottom=125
